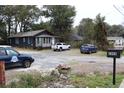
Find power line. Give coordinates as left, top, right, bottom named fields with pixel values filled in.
left=113, top=4, right=124, bottom=17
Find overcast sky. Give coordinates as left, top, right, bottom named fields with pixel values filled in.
left=1, top=0, right=124, bottom=26
left=73, top=0, right=124, bottom=26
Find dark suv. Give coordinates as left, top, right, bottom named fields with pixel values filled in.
left=80, top=44, right=97, bottom=54
left=0, top=45, right=34, bottom=68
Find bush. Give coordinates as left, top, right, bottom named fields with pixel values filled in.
left=6, top=72, right=59, bottom=88
left=67, top=41, right=82, bottom=48
left=7, top=73, right=43, bottom=88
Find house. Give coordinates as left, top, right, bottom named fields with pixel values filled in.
left=107, top=37, right=124, bottom=48
left=68, top=33, right=83, bottom=48
left=8, top=29, right=59, bottom=48
left=69, top=33, right=83, bottom=41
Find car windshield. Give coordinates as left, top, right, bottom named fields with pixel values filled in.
left=56, top=43, right=62, bottom=45
left=6, top=48, right=19, bottom=55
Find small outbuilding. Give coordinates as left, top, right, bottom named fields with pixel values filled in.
left=8, top=29, right=59, bottom=48
left=107, top=36, right=124, bottom=48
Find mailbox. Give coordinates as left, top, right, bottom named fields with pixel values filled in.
left=107, top=48, right=123, bottom=58
left=107, top=48, right=123, bottom=85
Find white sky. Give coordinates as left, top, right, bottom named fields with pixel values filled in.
left=1, top=0, right=124, bottom=26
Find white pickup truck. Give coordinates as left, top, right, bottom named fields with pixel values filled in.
left=51, top=43, right=71, bottom=51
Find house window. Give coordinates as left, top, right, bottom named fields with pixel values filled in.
left=15, top=38, right=19, bottom=44
left=42, top=37, right=51, bottom=44
left=48, top=37, right=51, bottom=44
left=46, top=37, right=50, bottom=44
left=45, top=38, right=47, bottom=44
left=9, top=39, right=12, bottom=44
left=43, top=38, right=45, bottom=44
left=23, top=37, right=25, bottom=42
left=28, top=37, right=30, bottom=44
left=37, top=37, right=39, bottom=44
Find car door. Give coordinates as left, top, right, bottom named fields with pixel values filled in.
left=63, top=43, right=68, bottom=49
left=6, top=48, right=21, bottom=64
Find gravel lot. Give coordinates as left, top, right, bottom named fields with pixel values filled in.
left=5, top=49, right=124, bottom=82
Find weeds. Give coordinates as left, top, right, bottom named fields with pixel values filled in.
left=70, top=73, right=124, bottom=88
left=4, top=71, right=124, bottom=88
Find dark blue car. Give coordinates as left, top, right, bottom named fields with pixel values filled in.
left=80, top=44, right=97, bottom=54
left=0, top=45, right=34, bottom=68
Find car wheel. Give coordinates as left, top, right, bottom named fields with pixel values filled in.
left=80, top=51, right=83, bottom=54
left=53, top=49, right=56, bottom=51
left=89, top=51, right=91, bottom=54
left=59, top=47, right=63, bottom=51
left=68, top=47, right=71, bottom=50
left=23, top=60, right=31, bottom=68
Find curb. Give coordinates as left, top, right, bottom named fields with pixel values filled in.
left=119, top=79, right=124, bottom=88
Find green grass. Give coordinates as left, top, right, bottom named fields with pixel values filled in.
left=70, top=73, right=124, bottom=88
left=91, top=51, right=106, bottom=56
left=5, top=72, right=58, bottom=88
left=4, top=72, right=124, bottom=88
left=121, top=51, right=124, bottom=56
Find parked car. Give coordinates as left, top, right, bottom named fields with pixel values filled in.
left=0, top=45, right=34, bottom=68
left=80, top=44, right=97, bottom=54
left=51, top=43, right=71, bottom=51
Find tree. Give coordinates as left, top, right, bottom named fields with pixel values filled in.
left=31, top=21, right=51, bottom=31
left=13, top=5, right=41, bottom=32
left=77, top=18, right=95, bottom=43
left=1, top=5, right=41, bottom=35
left=0, top=6, right=7, bottom=43
left=94, top=14, right=108, bottom=50
left=43, top=5, right=76, bottom=41
left=3, top=6, right=15, bottom=36
left=107, top=24, right=124, bottom=36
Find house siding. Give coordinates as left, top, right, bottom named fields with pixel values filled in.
left=35, top=37, right=55, bottom=48
left=107, top=37, right=124, bottom=48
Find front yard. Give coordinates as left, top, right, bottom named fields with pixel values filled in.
left=3, top=71, right=124, bottom=88
left=4, top=48, right=124, bottom=88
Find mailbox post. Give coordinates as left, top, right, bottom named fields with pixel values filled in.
left=0, top=61, right=5, bottom=85
left=107, top=48, right=123, bottom=85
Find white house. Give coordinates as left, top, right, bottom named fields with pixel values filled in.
left=107, top=37, right=124, bottom=48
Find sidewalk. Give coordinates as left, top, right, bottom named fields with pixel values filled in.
left=119, top=79, right=124, bottom=88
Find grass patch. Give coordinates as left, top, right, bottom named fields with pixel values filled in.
left=94, top=51, right=106, bottom=56
left=121, top=51, right=124, bottom=56
left=4, top=71, right=124, bottom=88
left=6, top=72, right=57, bottom=88
left=70, top=73, right=124, bottom=88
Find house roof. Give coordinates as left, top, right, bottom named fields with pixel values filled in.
left=69, top=33, right=83, bottom=41
left=107, top=37, right=124, bottom=40
left=36, top=34, right=58, bottom=37
left=9, top=29, right=51, bottom=38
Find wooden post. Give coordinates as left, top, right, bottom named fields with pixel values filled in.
left=0, top=61, right=5, bottom=85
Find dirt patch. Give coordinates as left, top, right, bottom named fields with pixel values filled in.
left=70, top=62, right=124, bottom=75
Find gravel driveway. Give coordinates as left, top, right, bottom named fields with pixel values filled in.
left=6, top=49, right=124, bottom=71
left=5, top=49, right=124, bottom=82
